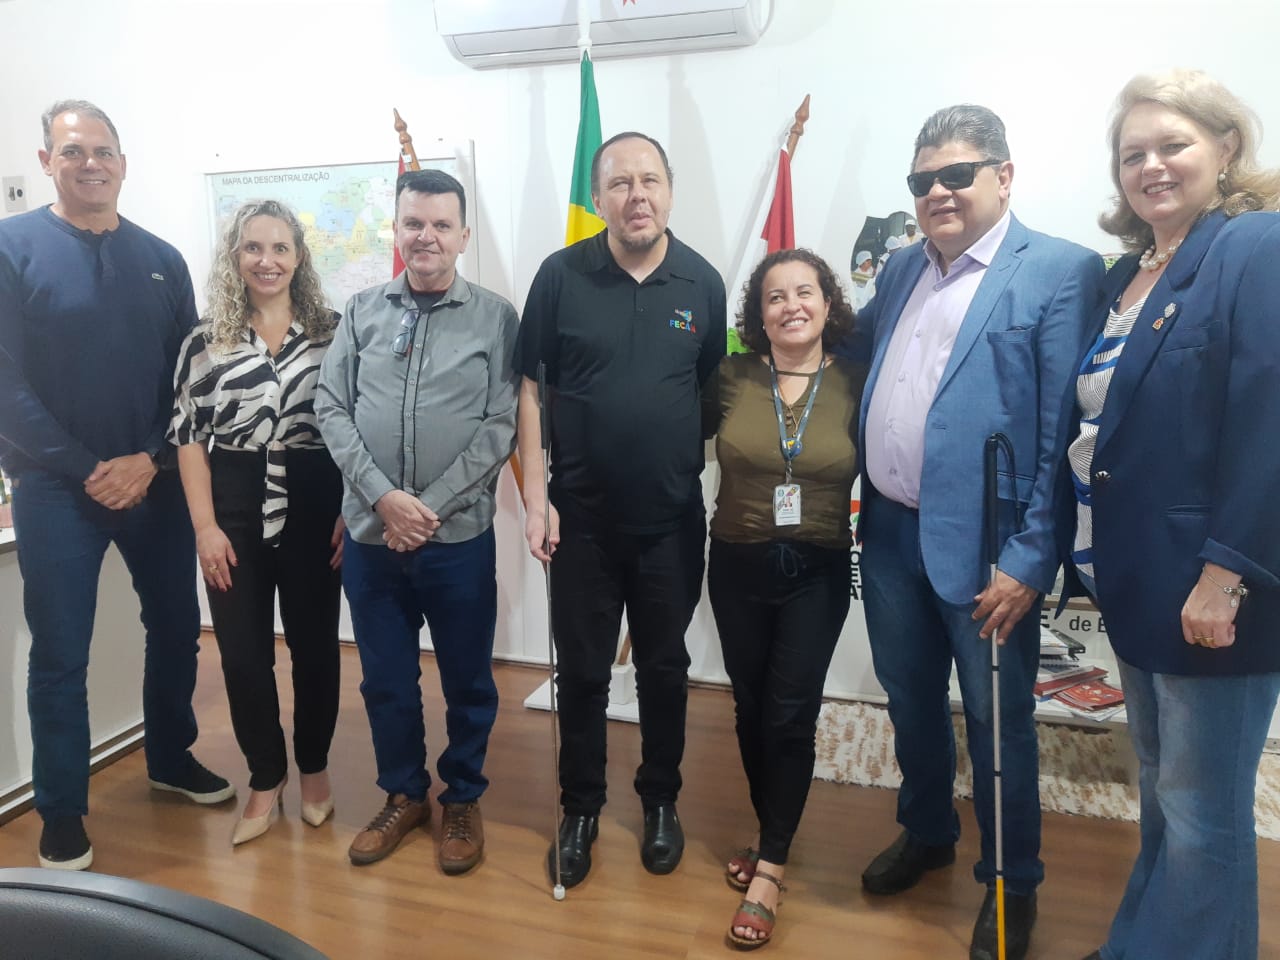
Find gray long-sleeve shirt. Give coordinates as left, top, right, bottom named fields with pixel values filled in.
left=316, top=271, right=519, bottom=545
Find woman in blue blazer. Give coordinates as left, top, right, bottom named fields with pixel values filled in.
left=1064, top=70, right=1280, bottom=960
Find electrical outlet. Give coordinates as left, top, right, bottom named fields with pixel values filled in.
left=3, top=176, right=28, bottom=213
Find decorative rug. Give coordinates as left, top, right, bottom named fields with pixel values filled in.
left=813, top=700, right=1280, bottom=841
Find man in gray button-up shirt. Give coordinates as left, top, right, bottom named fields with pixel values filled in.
left=316, top=169, right=518, bottom=874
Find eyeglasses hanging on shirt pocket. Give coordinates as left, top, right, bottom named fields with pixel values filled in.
left=392, top=309, right=421, bottom=358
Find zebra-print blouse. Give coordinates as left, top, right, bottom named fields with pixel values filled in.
left=170, top=315, right=336, bottom=545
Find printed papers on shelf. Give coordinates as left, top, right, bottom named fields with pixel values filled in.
left=1039, top=625, right=1086, bottom=658
left=1051, top=701, right=1127, bottom=723
left=1034, top=662, right=1108, bottom=698
left=1052, top=678, right=1126, bottom=721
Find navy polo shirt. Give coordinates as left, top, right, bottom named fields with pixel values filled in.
left=517, top=229, right=726, bottom=534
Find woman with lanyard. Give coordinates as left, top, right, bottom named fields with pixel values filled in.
left=708, top=248, right=864, bottom=949
left=171, top=200, right=344, bottom=846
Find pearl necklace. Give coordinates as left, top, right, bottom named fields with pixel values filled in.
left=1139, top=237, right=1181, bottom=271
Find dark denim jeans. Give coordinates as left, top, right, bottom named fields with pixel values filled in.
left=860, top=493, right=1043, bottom=894
left=12, top=469, right=201, bottom=819
left=342, top=528, right=498, bottom=805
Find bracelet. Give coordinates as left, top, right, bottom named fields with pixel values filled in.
left=1204, top=568, right=1249, bottom=608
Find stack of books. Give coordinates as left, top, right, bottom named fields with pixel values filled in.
left=1036, top=626, right=1125, bottom=721
left=1033, top=659, right=1108, bottom=698
left=1052, top=679, right=1126, bottom=721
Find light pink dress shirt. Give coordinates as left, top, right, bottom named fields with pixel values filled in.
left=864, top=210, right=1012, bottom=508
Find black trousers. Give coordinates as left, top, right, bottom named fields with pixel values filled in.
left=707, top=537, right=850, bottom=865
left=549, top=510, right=706, bottom=815
left=206, top=447, right=343, bottom=791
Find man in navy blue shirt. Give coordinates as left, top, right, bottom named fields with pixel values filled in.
left=0, top=100, right=233, bottom=871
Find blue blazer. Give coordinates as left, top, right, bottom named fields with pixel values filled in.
left=841, top=214, right=1104, bottom=605
left=1062, top=210, right=1280, bottom=675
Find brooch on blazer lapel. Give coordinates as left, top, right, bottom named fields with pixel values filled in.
left=1152, top=302, right=1177, bottom=330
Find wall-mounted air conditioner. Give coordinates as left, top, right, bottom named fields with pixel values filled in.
left=435, top=0, right=771, bottom=69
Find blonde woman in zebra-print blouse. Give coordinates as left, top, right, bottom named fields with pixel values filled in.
left=170, top=200, right=344, bottom=847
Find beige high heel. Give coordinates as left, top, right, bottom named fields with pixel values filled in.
left=231, top=779, right=286, bottom=846
left=300, top=796, right=334, bottom=827
left=299, top=770, right=334, bottom=827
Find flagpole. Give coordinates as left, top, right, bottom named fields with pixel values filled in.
left=392, top=108, right=422, bottom=171
left=785, top=94, right=811, bottom=159
left=577, top=0, right=591, bottom=57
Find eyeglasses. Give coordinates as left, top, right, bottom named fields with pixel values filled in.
left=906, top=159, right=1003, bottom=198
left=391, top=309, right=420, bottom=358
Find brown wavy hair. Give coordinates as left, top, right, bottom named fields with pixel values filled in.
left=1099, top=69, right=1280, bottom=252
left=735, top=248, right=855, bottom=355
left=205, top=200, right=333, bottom=350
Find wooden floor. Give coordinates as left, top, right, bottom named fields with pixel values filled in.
left=1, top=640, right=1276, bottom=959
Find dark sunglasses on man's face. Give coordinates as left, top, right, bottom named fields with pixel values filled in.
left=906, top=159, right=1003, bottom=198
left=392, top=308, right=421, bottom=358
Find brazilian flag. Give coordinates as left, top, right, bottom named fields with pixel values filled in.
left=565, top=51, right=606, bottom=245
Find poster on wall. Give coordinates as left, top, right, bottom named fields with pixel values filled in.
left=205, top=147, right=475, bottom=312
left=848, top=209, right=923, bottom=311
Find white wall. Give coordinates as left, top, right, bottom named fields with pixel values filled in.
left=1, top=546, right=147, bottom=812
left=5, top=2, right=1278, bottom=310
left=3, top=0, right=1279, bottom=706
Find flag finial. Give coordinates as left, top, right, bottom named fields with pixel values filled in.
left=393, top=108, right=421, bottom=171
left=786, top=95, right=811, bottom=159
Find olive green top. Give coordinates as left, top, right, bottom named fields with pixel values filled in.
left=710, top=353, right=864, bottom=546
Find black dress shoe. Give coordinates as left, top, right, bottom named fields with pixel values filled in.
left=640, top=803, right=684, bottom=874
left=547, top=814, right=598, bottom=888
left=861, top=829, right=956, bottom=895
left=969, top=888, right=1037, bottom=960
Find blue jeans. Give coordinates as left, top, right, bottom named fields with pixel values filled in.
left=860, top=494, right=1043, bottom=893
left=342, top=528, right=498, bottom=805
left=1101, top=661, right=1280, bottom=960
left=11, top=469, right=201, bottom=819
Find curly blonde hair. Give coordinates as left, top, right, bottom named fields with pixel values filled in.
left=1100, top=69, right=1280, bottom=252
left=205, top=200, right=333, bottom=349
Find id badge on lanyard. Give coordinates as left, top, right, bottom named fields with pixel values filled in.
left=770, top=357, right=824, bottom=528
left=773, top=483, right=802, bottom=526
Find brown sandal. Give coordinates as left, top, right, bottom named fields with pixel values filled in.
left=727, top=869, right=786, bottom=950
left=725, top=846, right=759, bottom=891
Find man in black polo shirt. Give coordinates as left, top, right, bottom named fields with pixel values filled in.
left=516, top=131, right=725, bottom=888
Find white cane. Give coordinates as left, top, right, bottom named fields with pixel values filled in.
left=983, top=434, right=1009, bottom=960
left=538, top=363, right=567, bottom=902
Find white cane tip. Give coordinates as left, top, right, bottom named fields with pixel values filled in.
left=553, top=884, right=566, bottom=901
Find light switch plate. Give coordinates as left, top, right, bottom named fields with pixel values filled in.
left=3, top=176, right=28, bottom=213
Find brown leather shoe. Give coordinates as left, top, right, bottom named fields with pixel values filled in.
left=439, top=801, right=484, bottom=875
left=348, top=794, right=430, bottom=866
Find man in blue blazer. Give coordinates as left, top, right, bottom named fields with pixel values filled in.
left=837, top=105, right=1104, bottom=960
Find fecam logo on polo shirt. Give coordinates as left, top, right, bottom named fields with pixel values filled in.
left=669, top=309, right=696, bottom=334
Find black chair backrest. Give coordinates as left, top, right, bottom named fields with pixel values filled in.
left=0, top=868, right=329, bottom=960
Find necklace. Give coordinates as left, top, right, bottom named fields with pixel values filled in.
left=781, top=383, right=810, bottom=431
left=1138, top=237, right=1181, bottom=271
